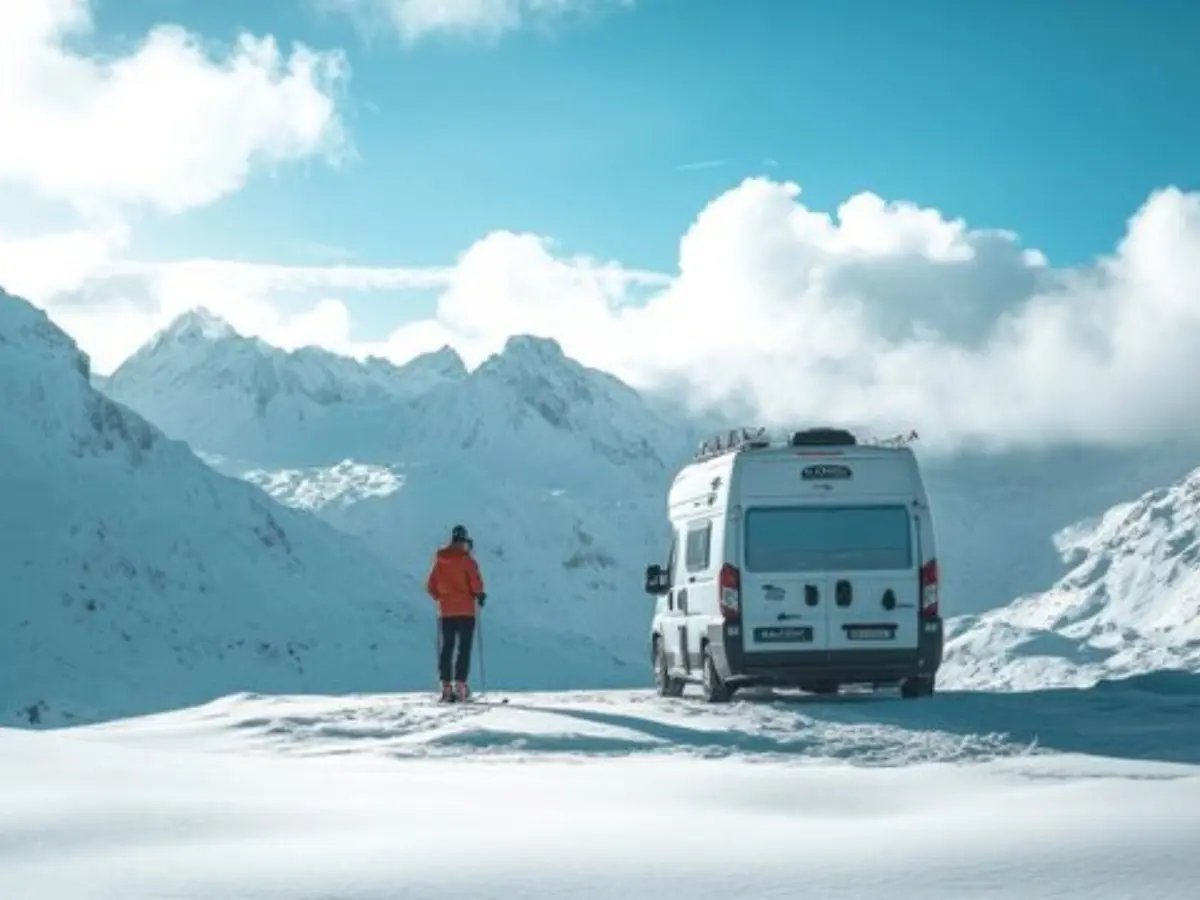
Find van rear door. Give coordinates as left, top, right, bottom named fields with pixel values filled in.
left=819, top=503, right=921, bottom=653
left=739, top=506, right=831, bottom=654
left=739, top=502, right=919, bottom=654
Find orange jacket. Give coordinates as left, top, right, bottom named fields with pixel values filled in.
left=425, top=544, right=484, bottom=618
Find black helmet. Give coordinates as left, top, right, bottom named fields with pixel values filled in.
left=451, top=524, right=470, bottom=544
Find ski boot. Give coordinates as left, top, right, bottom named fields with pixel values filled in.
left=455, top=681, right=470, bottom=703
left=439, top=681, right=455, bottom=703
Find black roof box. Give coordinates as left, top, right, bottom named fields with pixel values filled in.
left=789, top=427, right=857, bottom=447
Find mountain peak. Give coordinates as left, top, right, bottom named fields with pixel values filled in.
left=501, top=334, right=566, bottom=364
left=157, top=307, right=239, bottom=345
left=404, top=345, right=467, bottom=378
left=473, top=334, right=579, bottom=392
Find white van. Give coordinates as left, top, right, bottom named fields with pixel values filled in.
left=644, top=426, right=942, bottom=702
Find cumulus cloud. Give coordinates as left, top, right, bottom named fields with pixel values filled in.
left=0, top=0, right=347, bottom=215
left=322, top=0, right=633, bottom=44
left=374, top=178, right=1200, bottom=453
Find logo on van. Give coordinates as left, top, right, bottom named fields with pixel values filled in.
left=801, top=463, right=852, bottom=480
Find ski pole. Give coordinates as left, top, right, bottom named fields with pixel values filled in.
left=435, top=614, right=442, bottom=691
left=477, top=605, right=487, bottom=697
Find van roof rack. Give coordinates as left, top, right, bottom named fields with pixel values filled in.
left=692, top=426, right=918, bottom=462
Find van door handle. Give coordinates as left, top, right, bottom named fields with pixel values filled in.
left=804, top=585, right=819, bottom=606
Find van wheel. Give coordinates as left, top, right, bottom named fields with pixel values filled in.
left=654, top=638, right=684, bottom=698
left=900, top=675, right=935, bottom=699
left=701, top=645, right=733, bottom=704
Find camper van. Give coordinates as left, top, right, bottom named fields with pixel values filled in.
left=644, top=427, right=942, bottom=702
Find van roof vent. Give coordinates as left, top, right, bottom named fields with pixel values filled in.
left=692, top=427, right=918, bottom=462
left=789, top=427, right=857, bottom=447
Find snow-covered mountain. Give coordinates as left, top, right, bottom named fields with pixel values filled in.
left=103, top=308, right=467, bottom=468
left=943, top=466, right=1200, bottom=690
left=101, top=312, right=701, bottom=677
left=0, top=292, right=629, bottom=729
left=919, top=443, right=1200, bottom=619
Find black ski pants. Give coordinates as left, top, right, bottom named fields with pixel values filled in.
left=438, top=616, right=476, bottom=683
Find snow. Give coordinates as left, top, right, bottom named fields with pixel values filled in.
left=944, top=464, right=1200, bottom=690
left=4, top=685, right=1200, bottom=898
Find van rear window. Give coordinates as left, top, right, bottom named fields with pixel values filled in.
left=744, top=505, right=912, bottom=572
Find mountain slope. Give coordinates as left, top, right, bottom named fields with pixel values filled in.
left=103, top=309, right=467, bottom=468
left=0, top=290, right=448, bottom=726
left=919, top=442, right=1200, bottom=618
left=942, top=466, right=1200, bottom=690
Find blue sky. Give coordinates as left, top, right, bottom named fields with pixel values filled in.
left=92, top=0, right=1200, bottom=274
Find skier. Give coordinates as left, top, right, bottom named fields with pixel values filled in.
left=425, top=524, right=486, bottom=702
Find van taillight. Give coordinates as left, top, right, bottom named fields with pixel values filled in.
left=919, top=559, right=939, bottom=619
left=719, top=563, right=741, bottom=623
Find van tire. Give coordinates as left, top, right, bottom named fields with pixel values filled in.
left=701, top=644, right=734, bottom=704
left=805, top=680, right=839, bottom=695
left=900, top=675, right=935, bottom=699
left=653, top=637, right=684, bottom=698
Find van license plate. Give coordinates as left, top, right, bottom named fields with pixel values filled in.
left=754, top=626, right=813, bottom=643
left=846, top=627, right=894, bottom=641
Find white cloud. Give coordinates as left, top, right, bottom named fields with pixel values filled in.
left=375, top=178, right=1200, bottom=453
left=0, top=0, right=347, bottom=215
left=0, top=224, right=128, bottom=299
left=13, top=176, right=1200, bottom=455
left=12, top=253, right=458, bottom=372
left=323, top=0, right=633, bottom=44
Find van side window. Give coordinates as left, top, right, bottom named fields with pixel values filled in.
left=685, top=521, right=712, bottom=573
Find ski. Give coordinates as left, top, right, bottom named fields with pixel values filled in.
left=432, top=691, right=507, bottom=705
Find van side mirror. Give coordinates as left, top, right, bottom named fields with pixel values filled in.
left=644, top=564, right=670, bottom=596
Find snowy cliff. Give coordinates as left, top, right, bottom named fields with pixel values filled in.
left=943, top=466, right=1200, bottom=690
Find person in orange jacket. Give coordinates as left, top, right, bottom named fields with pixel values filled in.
left=426, top=524, right=486, bottom=702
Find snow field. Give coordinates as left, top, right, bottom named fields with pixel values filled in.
left=3, top=689, right=1200, bottom=899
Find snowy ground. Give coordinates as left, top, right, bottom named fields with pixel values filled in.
left=4, top=678, right=1200, bottom=899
